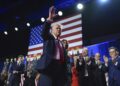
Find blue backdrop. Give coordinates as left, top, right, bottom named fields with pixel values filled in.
left=87, top=39, right=120, bottom=61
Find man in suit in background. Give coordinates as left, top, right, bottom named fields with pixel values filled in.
left=93, top=53, right=107, bottom=86
left=36, top=6, right=66, bottom=86
left=104, top=47, right=120, bottom=86
left=76, top=47, right=95, bottom=86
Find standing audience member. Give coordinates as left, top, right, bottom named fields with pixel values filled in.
left=76, top=47, right=95, bottom=86
left=104, top=47, right=120, bottom=86
left=93, top=53, right=107, bottom=86
left=71, top=55, right=79, bottom=86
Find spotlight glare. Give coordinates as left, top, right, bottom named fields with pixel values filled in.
left=100, top=0, right=108, bottom=3
left=77, top=3, right=84, bottom=10
left=41, top=17, right=45, bottom=22
left=4, top=31, right=8, bottom=35
left=26, top=22, right=30, bottom=27
left=58, top=11, right=63, bottom=16
left=15, top=27, right=18, bottom=31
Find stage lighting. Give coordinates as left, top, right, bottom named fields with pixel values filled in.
left=58, top=11, right=63, bottom=16
left=41, top=17, right=45, bottom=22
left=26, top=22, right=30, bottom=27
left=77, top=3, right=84, bottom=10
left=4, top=31, right=8, bottom=35
left=100, top=0, right=108, bottom=3
left=15, top=27, right=18, bottom=31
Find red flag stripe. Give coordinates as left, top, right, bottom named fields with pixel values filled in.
left=62, top=18, right=81, bottom=25
left=62, top=25, right=81, bottom=32
left=60, top=31, right=82, bottom=39
left=29, top=47, right=43, bottom=51
left=53, top=13, right=81, bottom=23
left=68, top=38, right=82, bottom=44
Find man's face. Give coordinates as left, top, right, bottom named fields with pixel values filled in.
left=11, top=59, right=13, bottom=62
left=109, top=49, right=117, bottom=59
left=52, top=24, right=61, bottom=37
left=14, top=58, right=16, bottom=62
left=18, top=57, right=22, bottom=62
left=21, top=57, right=24, bottom=61
left=62, top=40, right=68, bottom=49
left=95, top=53, right=100, bottom=60
left=82, top=48, right=88, bottom=57
left=6, top=59, right=9, bottom=62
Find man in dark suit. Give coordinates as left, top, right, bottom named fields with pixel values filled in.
left=36, top=6, right=66, bottom=86
left=76, top=47, right=95, bottom=86
left=104, top=47, right=120, bottom=86
left=93, top=53, right=107, bottom=86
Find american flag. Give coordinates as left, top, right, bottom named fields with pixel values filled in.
left=28, top=13, right=82, bottom=57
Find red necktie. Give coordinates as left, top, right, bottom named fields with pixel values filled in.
left=56, top=40, right=65, bottom=63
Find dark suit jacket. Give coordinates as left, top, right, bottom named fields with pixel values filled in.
left=93, top=61, right=107, bottom=86
left=76, top=57, right=95, bottom=86
left=36, top=21, right=66, bottom=74
left=76, top=57, right=95, bottom=78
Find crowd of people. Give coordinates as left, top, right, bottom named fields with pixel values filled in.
left=0, top=46, right=120, bottom=86
left=0, top=6, right=120, bottom=86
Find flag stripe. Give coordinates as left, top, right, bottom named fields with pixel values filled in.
left=62, top=34, right=82, bottom=41
left=61, top=31, right=82, bottom=39
left=62, top=18, right=81, bottom=25
left=54, top=13, right=81, bottom=23
left=61, top=27, right=82, bottom=35
left=69, top=41, right=83, bottom=48
left=62, top=25, right=81, bottom=32
left=62, top=20, right=82, bottom=29
left=53, top=14, right=82, bottom=25
left=68, top=38, right=82, bottom=44
left=29, top=46, right=43, bottom=51
left=29, top=43, right=43, bottom=49
left=28, top=49, right=43, bottom=55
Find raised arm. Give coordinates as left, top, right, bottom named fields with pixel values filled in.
left=41, top=6, right=57, bottom=40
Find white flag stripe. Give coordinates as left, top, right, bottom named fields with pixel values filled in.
left=62, top=21, right=82, bottom=30
left=61, top=27, right=82, bottom=36
left=28, top=49, right=43, bottom=55
left=63, top=34, right=82, bottom=41
left=69, top=41, right=83, bottom=48
left=53, top=14, right=82, bottom=25
left=29, top=43, right=43, bottom=49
